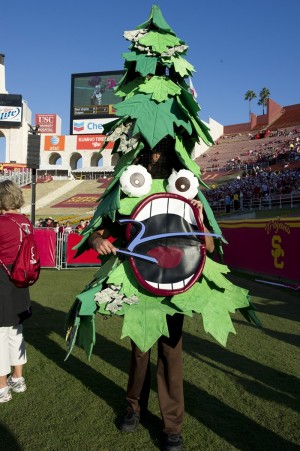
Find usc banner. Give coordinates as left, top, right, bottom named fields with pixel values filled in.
left=218, top=217, right=300, bottom=281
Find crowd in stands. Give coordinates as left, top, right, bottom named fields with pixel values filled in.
left=202, top=127, right=300, bottom=172
left=224, top=129, right=300, bottom=172
left=205, top=127, right=300, bottom=212
left=205, top=165, right=300, bottom=211
left=35, top=217, right=90, bottom=233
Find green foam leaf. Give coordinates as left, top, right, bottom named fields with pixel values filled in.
left=175, top=135, right=201, bottom=177
left=136, top=5, right=176, bottom=35
left=115, top=76, right=144, bottom=98
left=162, top=55, right=195, bottom=77
left=138, top=31, right=180, bottom=54
left=77, top=315, right=96, bottom=360
left=202, top=257, right=232, bottom=289
left=121, top=299, right=178, bottom=352
left=139, top=76, right=181, bottom=102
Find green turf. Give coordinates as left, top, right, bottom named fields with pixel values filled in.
left=1, top=269, right=299, bottom=450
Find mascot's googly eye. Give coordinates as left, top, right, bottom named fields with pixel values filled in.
left=120, top=165, right=152, bottom=197
left=167, top=169, right=199, bottom=199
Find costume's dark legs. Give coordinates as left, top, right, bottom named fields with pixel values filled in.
left=125, top=314, right=184, bottom=434
left=126, top=341, right=151, bottom=414
left=157, top=314, right=184, bottom=435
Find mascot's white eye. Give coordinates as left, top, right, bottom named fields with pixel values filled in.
left=167, top=169, right=199, bottom=199
left=120, top=165, right=152, bottom=197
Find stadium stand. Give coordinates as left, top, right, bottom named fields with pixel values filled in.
left=197, top=126, right=300, bottom=173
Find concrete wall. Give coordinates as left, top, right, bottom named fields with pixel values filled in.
left=193, top=117, right=224, bottom=158
left=0, top=55, right=32, bottom=164
left=39, top=134, right=113, bottom=169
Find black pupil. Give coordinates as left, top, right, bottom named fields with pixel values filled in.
left=130, top=172, right=145, bottom=187
left=175, top=177, right=190, bottom=192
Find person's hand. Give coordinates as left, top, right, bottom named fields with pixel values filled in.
left=89, top=231, right=117, bottom=256
left=190, top=199, right=204, bottom=223
left=190, top=199, right=215, bottom=252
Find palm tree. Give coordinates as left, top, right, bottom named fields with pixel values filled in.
left=258, top=87, right=270, bottom=114
left=244, top=90, right=257, bottom=119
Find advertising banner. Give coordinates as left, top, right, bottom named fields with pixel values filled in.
left=34, top=228, right=57, bottom=267
left=76, top=134, right=113, bottom=150
left=0, top=94, right=22, bottom=127
left=72, top=118, right=114, bottom=135
left=44, top=135, right=65, bottom=151
left=0, top=106, right=22, bottom=123
left=35, top=114, right=57, bottom=134
left=65, top=233, right=100, bottom=266
left=218, top=217, right=300, bottom=281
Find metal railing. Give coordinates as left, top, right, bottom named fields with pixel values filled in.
left=209, top=191, right=300, bottom=215
left=0, top=170, right=32, bottom=187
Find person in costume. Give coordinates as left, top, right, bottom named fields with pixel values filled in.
left=88, top=145, right=215, bottom=449
left=65, top=6, right=261, bottom=451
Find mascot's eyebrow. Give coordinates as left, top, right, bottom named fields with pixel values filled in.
left=115, top=219, right=221, bottom=265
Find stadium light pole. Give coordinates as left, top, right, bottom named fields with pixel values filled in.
left=27, top=125, right=40, bottom=226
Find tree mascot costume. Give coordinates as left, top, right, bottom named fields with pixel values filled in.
left=65, top=5, right=260, bottom=360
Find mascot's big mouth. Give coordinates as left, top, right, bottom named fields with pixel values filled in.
left=126, top=193, right=206, bottom=296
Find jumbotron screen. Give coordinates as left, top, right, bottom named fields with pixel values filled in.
left=70, top=70, right=124, bottom=123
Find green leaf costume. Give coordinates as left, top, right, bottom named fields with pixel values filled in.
left=65, top=5, right=261, bottom=360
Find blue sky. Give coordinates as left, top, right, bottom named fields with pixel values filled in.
left=1, top=0, right=300, bottom=161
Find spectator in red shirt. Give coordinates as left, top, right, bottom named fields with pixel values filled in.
left=0, top=180, right=32, bottom=403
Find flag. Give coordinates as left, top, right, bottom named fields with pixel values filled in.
left=189, top=77, right=198, bottom=99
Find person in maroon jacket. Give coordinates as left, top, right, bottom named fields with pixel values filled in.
left=0, top=180, right=32, bottom=403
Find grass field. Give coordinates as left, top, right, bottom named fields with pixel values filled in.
left=1, top=269, right=299, bottom=451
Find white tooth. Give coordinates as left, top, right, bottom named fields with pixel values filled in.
left=135, top=197, right=196, bottom=225
left=145, top=280, right=173, bottom=290
left=168, top=198, right=196, bottom=225
left=184, top=203, right=197, bottom=226
left=151, top=197, right=169, bottom=216
left=184, top=275, right=193, bottom=285
left=146, top=280, right=158, bottom=288
left=172, top=280, right=185, bottom=289
left=135, top=202, right=151, bottom=221
left=146, top=274, right=194, bottom=292
left=157, top=283, right=173, bottom=290
left=167, top=197, right=185, bottom=216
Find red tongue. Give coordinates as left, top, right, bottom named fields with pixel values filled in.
left=147, top=246, right=184, bottom=268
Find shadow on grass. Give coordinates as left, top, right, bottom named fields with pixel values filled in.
left=27, top=300, right=162, bottom=446
left=233, top=318, right=299, bottom=348
left=25, top=300, right=299, bottom=449
left=0, top=424, right=22, bottom=450
left=183, top=379, right=300, bottom=451
left=226, top=273, right=300, bottom=322
left=184, top=330, right=299, bottom=412
left=183, top=331, right=299, bottom=449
